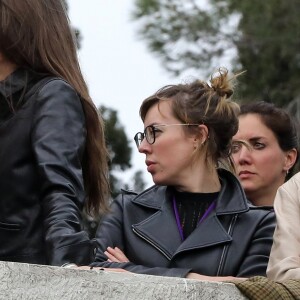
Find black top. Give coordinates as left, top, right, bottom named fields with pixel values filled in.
left=92, top=169, right=276, bottom=278
left=0, top=67, right=96, bottom=266
left=173, top=190, right=218, bottom=239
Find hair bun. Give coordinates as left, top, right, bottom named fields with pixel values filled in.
left=213, top=87, right=233, bottom=99
left=210, top=68, right=234, bottom=99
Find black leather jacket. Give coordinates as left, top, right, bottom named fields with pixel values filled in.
left=0, top=68, right=95, bottom=265
left=93, top=169, right=275, bottom=278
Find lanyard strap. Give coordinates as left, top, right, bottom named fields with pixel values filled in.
left=172, top=196, right=216, bottom=241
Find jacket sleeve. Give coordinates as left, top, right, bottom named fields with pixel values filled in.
left=236, top=209, right=276, bottom=277
left=92, top=194, right=192, bottom=278
left=267, top=176, right=300, bottom=281
left=31, top=79, right=96, bottom=266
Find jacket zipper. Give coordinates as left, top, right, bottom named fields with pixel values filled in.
left=132, top=227, right=172, bottom=260
left=216, top=214, right=238, bottom=276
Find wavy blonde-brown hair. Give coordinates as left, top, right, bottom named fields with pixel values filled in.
left=140, top=68, right=241, bottom=172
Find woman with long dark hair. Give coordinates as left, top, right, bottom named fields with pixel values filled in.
left=0, top=0, right=109, bottom=265
left=232, top=101, right=298, bottom=206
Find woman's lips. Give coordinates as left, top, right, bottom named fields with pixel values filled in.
left=239, top=170, right=255, bottom=179
left=146, top=161, right=155, bottom=173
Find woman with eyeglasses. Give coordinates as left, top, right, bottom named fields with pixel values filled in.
left=91, top=69, right=275, bottom=281
left=231, top=102, right=298, bottom=206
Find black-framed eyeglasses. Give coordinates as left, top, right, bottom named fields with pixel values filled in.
left=134, top=124, right=199, bottom=148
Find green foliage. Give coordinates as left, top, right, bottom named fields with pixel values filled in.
left=132, top=0, right=226, bottom=75
left=130, top=170, right=146, bottom=193
left=100, top=105, right=132, bottom=171
left=132, top=0, right=300, bottom=107
left=124, top=170, right=145, bottom=193
left=83, top=106, right=146, bottom=238
left=99, top=105, right=147, bottom=197
left=228, top=0, right=300, bottom=106
left=99, top=105, right=132, bottom=196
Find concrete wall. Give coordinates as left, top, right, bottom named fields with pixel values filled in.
left=0, top=261, right=247, bottom=299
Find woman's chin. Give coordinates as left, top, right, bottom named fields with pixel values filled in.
left=151, top=176, right=173, bottom=187
left=151, top=176, right=165, bottom=186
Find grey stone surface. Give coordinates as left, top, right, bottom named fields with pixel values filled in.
left=0, top=261, right=247, bottom=299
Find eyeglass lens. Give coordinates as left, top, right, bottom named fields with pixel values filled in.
left=145, top=126, right=155, bottom=144
left=134, top=124, right=201, bottom=148
left=134, top=126, right=156, bottom=148
left=134, top=132, right=144, bottom=147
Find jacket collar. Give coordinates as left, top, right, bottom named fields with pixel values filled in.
left=214, top=169, right=249, bottom=214
left=0, top=67, right=44, bottom=98
left=0, top=67, right=29, bottom=98
left=132, top=168, right=249, bottom=215
left=131, top=169, right=249, bottom=259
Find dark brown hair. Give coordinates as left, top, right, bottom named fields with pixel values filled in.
left=0, top=0, right=109, bottom=215
left=140, top=68, right=240, bottom=171
left=240, top=101, right=299, bottom=179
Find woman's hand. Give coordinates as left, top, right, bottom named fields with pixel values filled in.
left=74, top=247, right=130, bottom=273
left=104, top=246, right=130, bottom=263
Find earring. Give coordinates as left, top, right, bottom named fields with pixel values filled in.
left=193, top=138, right=198, bottom=149
left=286, top=169, right=289, bottom=175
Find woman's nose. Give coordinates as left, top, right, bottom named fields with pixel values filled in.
left=237, top=145, right=253, bottom=164
left=138, top=138, right=152, bottom=154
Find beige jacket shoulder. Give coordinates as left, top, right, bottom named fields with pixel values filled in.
left=267, top=172, right=300, bottom=281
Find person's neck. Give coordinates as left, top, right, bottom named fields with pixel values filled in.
left=246, top=177, right=286, bottom=206
left=0, top=57, right=18, bottom=81
left=175, top=167, right=221, bottom=193
left=247, top=190, right=275, bottom=206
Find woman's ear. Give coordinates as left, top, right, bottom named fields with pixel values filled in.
left=283, top=148, right=298, bottom=172
left=198, top=124, right=209, bottom=145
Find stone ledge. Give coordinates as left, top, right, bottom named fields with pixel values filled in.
left=0, top=261, right=246, bottom=299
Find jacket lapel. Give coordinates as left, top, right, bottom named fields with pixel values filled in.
left=131, top=170, right=249, bottom=260
left=132, top=186, right=182, bottom=260
left=175, top=170, right=248, bottom=255
left=174, top=214, right=232, bottom=255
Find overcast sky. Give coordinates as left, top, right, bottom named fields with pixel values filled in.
left=68, top=1, right=181, bottom=187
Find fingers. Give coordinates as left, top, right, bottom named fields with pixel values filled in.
left=104, top=249, right=120, bottom=262
left=104, top=246, right=129, bottom=262
left=102, top=268, right=130, bottom=273
left=76, top=266, right=91, bottom=270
